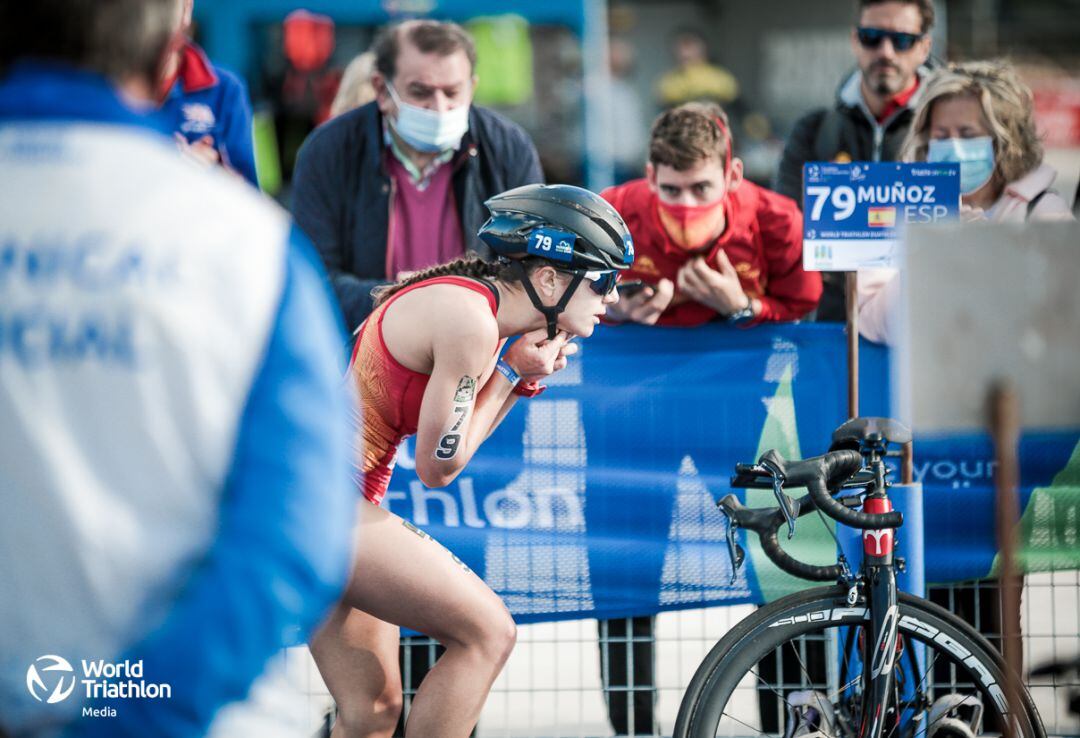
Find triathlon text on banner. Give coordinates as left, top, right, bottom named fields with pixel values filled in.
left=802, top=162, right=961, bottom=271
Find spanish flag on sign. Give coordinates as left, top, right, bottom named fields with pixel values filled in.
left=868, top=207, right=896, bottom=228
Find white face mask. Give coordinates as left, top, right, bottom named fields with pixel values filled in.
left=385, top=82, right=471, bottom=153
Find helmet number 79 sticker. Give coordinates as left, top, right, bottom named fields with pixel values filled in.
left=527, top=227, right=576, bottom=262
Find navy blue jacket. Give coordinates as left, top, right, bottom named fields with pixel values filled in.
left=291, top=101, right=543, bottom=331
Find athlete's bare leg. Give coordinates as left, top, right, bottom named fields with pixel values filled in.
left=312, top=499, right=517, bottom=738
left=311, top=601, right=401, bottom=738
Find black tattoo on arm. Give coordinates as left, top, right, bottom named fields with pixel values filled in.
left=435, top=375, right=477, bottom=461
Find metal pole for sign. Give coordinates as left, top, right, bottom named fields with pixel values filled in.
left=900, top=442, right=913, bottom=485
left=845, top=271, right=859, bottom=420
left=990, top=380, right=1023, bottom=738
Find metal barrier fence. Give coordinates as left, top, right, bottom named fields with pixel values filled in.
left=287, top=576, right=1079, bottom=736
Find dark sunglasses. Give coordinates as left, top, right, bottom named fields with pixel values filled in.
left=561, top=269, right=618, bottom=296
left=856, top=27, right=924, bottom=52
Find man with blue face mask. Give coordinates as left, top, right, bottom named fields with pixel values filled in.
left=292, top=19, right=544, bottom=332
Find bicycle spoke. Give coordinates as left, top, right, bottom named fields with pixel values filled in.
left=920, top=693, right=984, bottom=738
left=828, top=674, right=862, bottom=702
left=720, top=710, right=772, bottom=737
left=749, top=667, right=792, bottom=707
left=787, top=637, right=816, bottom=687
left=914, top=646, right=941, bottom=696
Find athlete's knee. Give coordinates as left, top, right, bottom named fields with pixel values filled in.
left=335, top=684, right=403, bottom=737
left=478, top=605, right=517, bottom=667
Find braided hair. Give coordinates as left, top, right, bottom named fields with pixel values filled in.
left=371, top=252, right=542, bottom=307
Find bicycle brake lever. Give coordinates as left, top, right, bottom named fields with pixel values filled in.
left=726, top=522, right=745, bottom=584
left=718, top=503, right=745, bottom=584
left=759, top=458, right=797, bottom=539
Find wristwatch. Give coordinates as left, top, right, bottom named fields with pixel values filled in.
left=726, top=295, right=755, bottom=325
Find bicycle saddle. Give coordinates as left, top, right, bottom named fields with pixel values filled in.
left=829, top=417, right=912, bottom=450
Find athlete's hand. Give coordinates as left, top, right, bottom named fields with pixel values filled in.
left=552, top=337, right=579, bottom=373
left=604, top=278, right=674, bottom=325
left=503, top=329, right=571, bottom=382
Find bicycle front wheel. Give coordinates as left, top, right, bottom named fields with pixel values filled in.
left=675, top=586, right=1044, bottom=738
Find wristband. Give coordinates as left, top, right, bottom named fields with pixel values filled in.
left=513, top=380, right=546, bottom=398
left=495, top=359, right=521, bottom=387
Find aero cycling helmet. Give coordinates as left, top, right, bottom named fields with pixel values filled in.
left=478, top=184, right=635, bottom=338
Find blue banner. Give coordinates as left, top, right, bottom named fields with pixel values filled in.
left=381, top=324, right=1079, bottom=624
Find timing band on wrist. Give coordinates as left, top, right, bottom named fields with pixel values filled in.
left=495, top=359, right=521, bottom=387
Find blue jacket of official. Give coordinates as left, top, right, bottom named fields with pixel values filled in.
left=0, top=62, right=355, bottom=738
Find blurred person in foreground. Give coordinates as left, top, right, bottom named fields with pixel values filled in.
left=158, top=0, right=259, bottom=185
left=776, top=0, right=935, bottom=320
left=291, top=19, right=543, bottom=333
left=603, top=102, right=821, bottom=326
left=329, top=51, right=377, bottom=119
left=0, top=1, right=356, bottom=736
left=859, top=59, right=1076, bottom=344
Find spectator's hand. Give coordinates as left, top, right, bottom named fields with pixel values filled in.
left=605, top=278, right=675, bottom=325
left=960, top=203, right=987, bottom=223
left=175, top=134, right=221, bottom=168
left=503, top=329, right=572, bottom=383
left=676, top=252, right=747, bottom=316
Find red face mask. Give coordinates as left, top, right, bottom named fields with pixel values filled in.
left=657, top=196, right=726, bottom=251
left=654, top=115, right=734, bottom=251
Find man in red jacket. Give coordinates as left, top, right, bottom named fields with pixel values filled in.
left=603, top=102, right=821, bottom=326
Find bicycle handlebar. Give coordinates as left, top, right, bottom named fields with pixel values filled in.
left=719, top=449, right=904, bottom=582
left=718, top=493, right=843, bottom=581
left=798, top=452, right=904, bottom=530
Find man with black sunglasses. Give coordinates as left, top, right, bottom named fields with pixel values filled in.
left=775, top=0, right=935, bottom=320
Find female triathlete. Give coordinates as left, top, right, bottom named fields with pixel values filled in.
left=311, top=184, right=635, bottom=738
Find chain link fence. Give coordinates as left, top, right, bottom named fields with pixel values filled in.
left=290, top=572, right=1078, bottom=736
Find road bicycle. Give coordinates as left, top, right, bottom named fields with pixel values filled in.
left=674, top=417, right=1045, bottom=738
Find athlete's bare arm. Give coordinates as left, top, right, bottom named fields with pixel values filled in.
left=413, top=312, right=510, bottom=487
left=414, top=323, right=572, bottom=488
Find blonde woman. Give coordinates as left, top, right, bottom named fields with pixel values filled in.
left=329, top=51, right=376, bottom=118
left=858, top=59, right=1074, bottom=343
left=902, top=59, right=1073, bottom=221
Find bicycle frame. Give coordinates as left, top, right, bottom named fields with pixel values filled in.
left=859, top=448, right=901, bottom=738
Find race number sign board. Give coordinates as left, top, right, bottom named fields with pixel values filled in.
left=802, top=162, right=960, bottom=271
